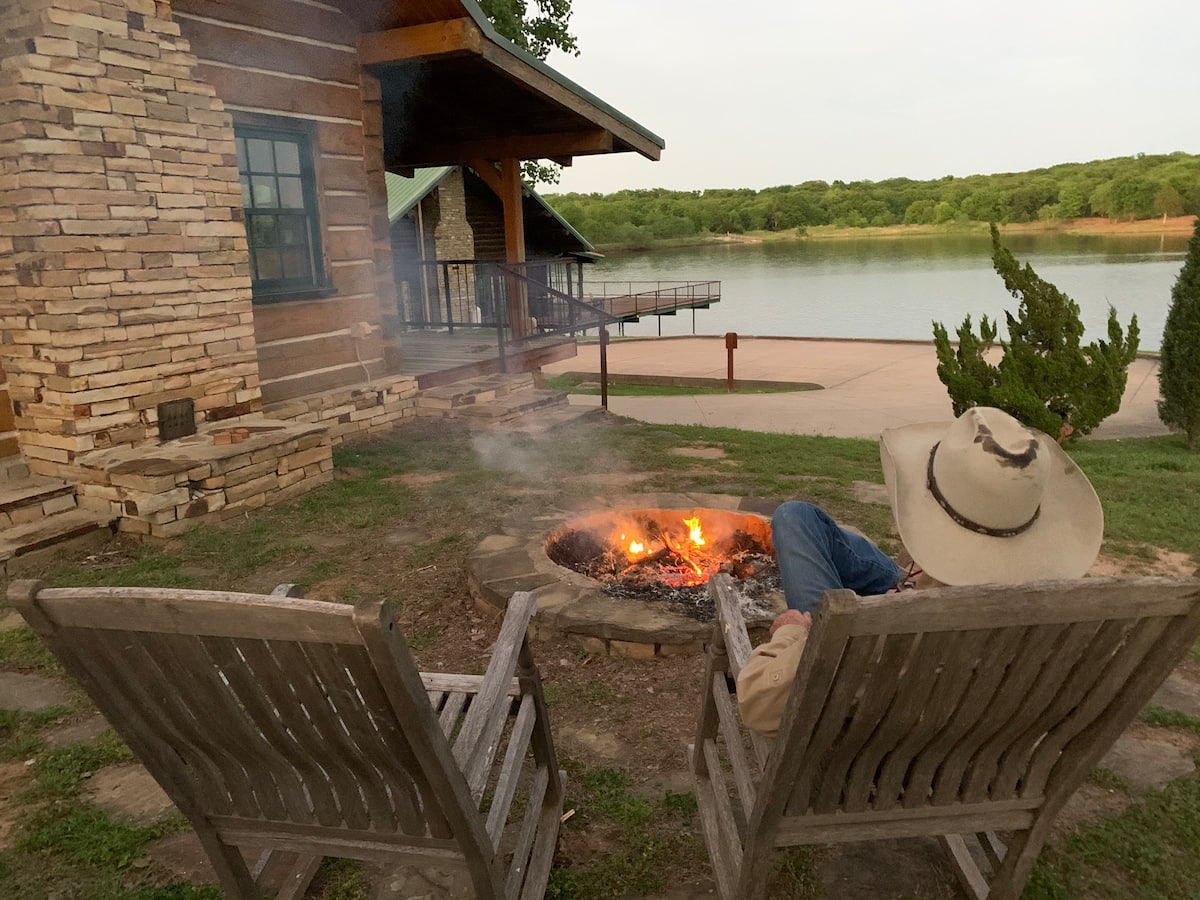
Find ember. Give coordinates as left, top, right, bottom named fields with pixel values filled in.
left=546, top=508, right=779, bottom=621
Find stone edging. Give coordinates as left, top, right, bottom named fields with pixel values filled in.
left=466, top=492, right=784, bottom=658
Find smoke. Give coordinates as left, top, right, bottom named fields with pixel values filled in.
left=471, top=432, right=545, bottom=479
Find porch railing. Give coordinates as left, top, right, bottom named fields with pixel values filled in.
left=583, top=281, right=721, bottom=319
left=398, top=257, right=622, bottom=407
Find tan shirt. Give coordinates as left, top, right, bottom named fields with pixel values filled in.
left=736, top=623, right=810, bottom=737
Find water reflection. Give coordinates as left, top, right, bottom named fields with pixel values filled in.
left=591, top=233, right=1187, bottom=351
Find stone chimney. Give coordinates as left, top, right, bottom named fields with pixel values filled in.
left=0, top=0, right=262, bottom=476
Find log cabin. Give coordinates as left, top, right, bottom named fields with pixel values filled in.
left=0, top=0, right=663, bottom=552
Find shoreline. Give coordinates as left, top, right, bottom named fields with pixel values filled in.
left=594, top=216, right=1198, bottom=253
left=577, top=333, right=1163, bottom=360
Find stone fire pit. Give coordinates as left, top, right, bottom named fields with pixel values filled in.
left=467, top=492, right=786, bottom=657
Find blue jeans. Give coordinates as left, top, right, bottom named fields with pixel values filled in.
left=771, top=501, right=902, bottom=615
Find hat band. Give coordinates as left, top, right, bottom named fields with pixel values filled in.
left=926, top=442, right=1041, bottom=538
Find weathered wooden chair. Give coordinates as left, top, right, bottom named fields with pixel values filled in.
left=691, top=573, right=1200, bottom=900
left=8, top=580, right=564, bottom=900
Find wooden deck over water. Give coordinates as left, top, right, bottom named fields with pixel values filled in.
left=585, top=280, right=721, bottom=321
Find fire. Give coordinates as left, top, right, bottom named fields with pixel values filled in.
left=616, top=515, right=717, bottom=587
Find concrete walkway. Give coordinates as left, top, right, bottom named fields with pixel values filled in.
left=542, top=337, right=1168, bottom=440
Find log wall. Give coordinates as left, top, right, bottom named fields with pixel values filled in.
left=173, top=0, right=397, bottom=405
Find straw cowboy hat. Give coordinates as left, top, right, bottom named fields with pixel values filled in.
left=881, top=407, right=1103, bottom=586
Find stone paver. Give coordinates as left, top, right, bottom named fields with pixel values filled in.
left=1149, top=672, right=1200, bottom=719
left=821, top=836, right=959, bottom=899
left=83, top=763, right=174, bottom=825
left=41, top=713, right=109, bottom=750
left=1098, top=733, right=1197, bottom=791
left=0, top=671, right=72, bottom=712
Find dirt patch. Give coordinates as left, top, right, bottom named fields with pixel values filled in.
left=1089, top=549, right=1197, bottom=577
left=0, top=762, right=27, bottom=850
left=384, top=473, right=451, bottom=488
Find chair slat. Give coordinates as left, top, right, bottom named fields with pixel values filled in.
left=201, top=636, right=320, bottom=825
left=711, top=575, right=755, bottom=678
left=91, top=629, right=241, bottom=816
left=930, top=624, right=1068, bottom=805
left=438, top=691, right=470, bottom=739
left=1022, top=615, right=1172, bottom=797
left=486, top=693, right=537, bottom=846
left=979, top=621, right=1112, bottom=801
left=146, top=633, right=288, bottom=821
left=900, top=628, right=1027, bottom=810
left=818, top=632, right=918, bottom=813
left=785, top=633, right=878, bottom=814
left=64, top=627, right=229, bottom=816
left=504, top=765, right=549, bottom=899
left=301, top=642, right=402, bottom=831
left=712, top=672, right=757, bottom=817
left=864, top=632, right=968, bottom=813
left=336, top=646, right=437, bottom=837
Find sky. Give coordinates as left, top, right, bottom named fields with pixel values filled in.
left=543, top=0, right=1200, bottom=195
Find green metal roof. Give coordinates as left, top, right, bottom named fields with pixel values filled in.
left=526, top=188, right=594, bottom=253
left=385, top=166, right=454, bottom=222
left=386, top=165, right=595, bottom=254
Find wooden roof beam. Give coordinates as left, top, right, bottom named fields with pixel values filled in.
left=358, top=17, right=482, bottom=66
left=479, top=42, right=663, bottom=161
left=466, top=159, right=503, bottom=197
left=403, top=130, right=611, bottom=168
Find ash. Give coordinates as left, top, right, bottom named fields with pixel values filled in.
left=602, top=556, right=782, bottom=623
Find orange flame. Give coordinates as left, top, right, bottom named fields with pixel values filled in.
left=612, top=514, right=722, bottom=587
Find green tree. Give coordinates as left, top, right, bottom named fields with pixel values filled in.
left=478, top=0, right=578, bottom=187
left=1158, top=218, right=1200, bottom=448
left=1154, top=184, right=1185, bottom=219
left=933, top=225, right=1140, bottom=439
left=479, top=0, right=577, bottom=58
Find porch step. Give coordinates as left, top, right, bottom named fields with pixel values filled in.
left=0, top=507, right=114, bottom=568
left=415, top=373, right=570, bottom=424
left=0, top=474, right=115, bottom=569
left=0, top=475, right=78, bottom=526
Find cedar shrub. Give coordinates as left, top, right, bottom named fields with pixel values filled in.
left=1158, top=217, right=1200, bottom=449
left=933, top=224, right=1139, bottom=440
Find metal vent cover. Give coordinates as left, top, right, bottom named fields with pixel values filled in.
left=158, top=398, right=196, bottom=442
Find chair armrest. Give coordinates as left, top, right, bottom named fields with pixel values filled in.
left=708, top=574, right=754, bottom=679
left=452, top=591, right=537, bottom=775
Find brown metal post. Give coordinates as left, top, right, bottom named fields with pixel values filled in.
left=493, top=264, right=507, bottom=369
left=600, top=325, right=609, bottom=411
left=725, top=332, right=738, bottom=392
left=442, top=263, right=454, bottom=334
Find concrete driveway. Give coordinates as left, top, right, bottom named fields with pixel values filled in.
left=542, top=337, right=1168, bottom=440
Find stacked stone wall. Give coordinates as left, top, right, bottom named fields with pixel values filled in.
left=264, top=373, right=419, bottom=446
left=0, top=0, right=261, bottom=476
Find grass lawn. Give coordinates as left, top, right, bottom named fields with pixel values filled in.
left=540, top=373, right=810, bottom=397
left=0, top=417, right=1197, bottom=898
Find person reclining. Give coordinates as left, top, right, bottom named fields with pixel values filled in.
left=737, top=406, right=1104, bottom=736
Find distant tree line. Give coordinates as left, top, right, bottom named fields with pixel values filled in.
left=544, top=152, right=1200, bottom=247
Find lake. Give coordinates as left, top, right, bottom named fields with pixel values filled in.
left=587, top=233, right=1189, bottom=352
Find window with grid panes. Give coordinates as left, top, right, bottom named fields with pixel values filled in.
left=235, top=125, right=326, bottom=298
